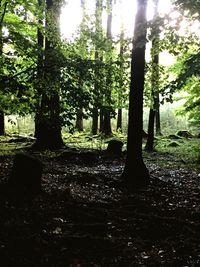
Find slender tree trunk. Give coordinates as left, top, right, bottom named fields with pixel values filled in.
left=117, top=108, right=122, bottom=131
left=155, top=92, right=162, bottom=135
left=116, top=26, right=125, bottom=132
left=121, top=0, right=150, bottom=188
left=0, top=112, right=5, bottom=135
left=75, top=109, right=83, bottom=132
left=101, top=0, right=113, bottom=136
left=102, top=106, right=112, bottom=136
left=145, top=108, right=155, bottom=151
left=92, top=0, right=103, bottom=135
left=145, top=0, right=160, bottom=151
left=99, top=107, right=104, bottom=132
left=92, top=108, right=98, bottom=135
left=0, top=1, right=7, bottom=136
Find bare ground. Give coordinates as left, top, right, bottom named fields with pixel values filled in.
left=0, top=141, right=200, bottom=267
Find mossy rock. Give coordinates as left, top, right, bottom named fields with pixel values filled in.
left=168, top=134, right=182, bottom=140
left=168, top=142, right=180, bottom=147
left=177, top=130, right=193, bottom=138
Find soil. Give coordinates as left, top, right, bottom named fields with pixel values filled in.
left=0, top=141, right=200, bottom=267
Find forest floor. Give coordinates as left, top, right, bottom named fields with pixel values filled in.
left=0, top=136, right=200, bottom=267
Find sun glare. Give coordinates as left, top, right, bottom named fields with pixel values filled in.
left=60, top=0, right=198, bottom=66
left=60, top=0, right=173, bottom=40
left=60, top=0, right=82, bottom=40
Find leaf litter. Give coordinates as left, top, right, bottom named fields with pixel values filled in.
left=0, top=146, right=199, bottom=266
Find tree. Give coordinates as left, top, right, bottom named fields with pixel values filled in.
left=121, top=0, right=150, bottom=189
left=173, top=0, right=200, bottom=16
left=163, top=0, right=200, bottom=131
left=0, top=0, right=7, bottom=135
left=34, top=0, right=64, bottom=149
left=116, top=26, right=125, bottom=131
left=92, top=0, right=103, bottom=135
left=145, top=0, right=160, bottom=152
left=75, top=0, right=86, bottom=132
left=101, top=0, right=113, bottom=136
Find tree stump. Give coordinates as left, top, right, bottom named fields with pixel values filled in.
left=106, top=139, right=124, bottom=157
left=8, top=153, right=43, bottom=201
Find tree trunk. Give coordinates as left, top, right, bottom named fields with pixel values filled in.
left=102, top=107, right=112, bottom=136
left=92, top=0, right=103, bottom=135
left=155, top=92, right=162, bottom=135
left=116, top=22, right=125, bottom=132
left=0, top=2, right=7, bottom=136
left=99, top=107, right=104, bottom=133
left=75, top=109, right=83, bottom=132
left=145, top=108, right=155, bottom=151
left=121, top=0, right=150, bottom=189
left=117, top=108, right=122, bottom=131
left=34, top=0, right=64, bottom=149
left=0, top=112, right=5, bottom=135
left=34, top=0, right=44, bottom=140
left=92, top=108, right=98, bottom=135
left=145, top=0, right=160, bottom=149
left=101, top=0, right=113, bottom=136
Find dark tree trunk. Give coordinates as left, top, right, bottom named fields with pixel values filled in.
left=99, top=108, right=104, bottom=133
left=117, top=108, right=122, bottom=131
left=35, top=93, right=63, bottom=149
left=145, top=108, right=155, bottom=151
left=145, top=0, right=160, bottom=149
left=121, top=0, right=150, bottom=189
left=92, top=0, right=103, bottom=135
left=102, top=107, right=112, bottom=136
left=116, top=27, right=125, bottom=132
left=155, top=93, right=162, bottom=135
left=34, top=0, right=44, bottom=140
left=92, top=108, right=98, bottom=135
left=0, top=112, right=5, bottom=135
left=75, top=109, right=83, bottom=132
left=101, top=0, right=113, bottom=136
left=34, top=0, right=63, bottom=149
left=0, top=2, right=7, bottom=136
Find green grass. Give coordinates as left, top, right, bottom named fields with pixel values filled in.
left=62, top=131, right=127, bottom=150
left=0, top=131, right=199, bottom=172
left=154, top=136, right=200, bottom=167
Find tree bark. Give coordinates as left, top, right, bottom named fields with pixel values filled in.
left=101, top=0, right=113, bottom=136
left=34, top=0, right=44, bottom=140
left=92, top=107, right=98, bottom=135
left=145, top=0, right=160, bottom=150
left=34, top=0, right=63, bottom=149
left=0, top=1, right=7, bottom=136
left=0, top=112, right=5, bottom=135
left=155, top=92, right=162, bottom=135
left=99, top=107, right=104, bottom=133
left=145, top=108, right=155, bottom=151
left=102, top=106, right=112, bottom=136
left=116, top=24, right=125, bottom=132
left=75, top=109, right=84, bottom=132
left=117, top=108, right=122, bottom=131
left=121, top=0, right=150, bottom=188
left=92, top=0, right=103, bottom=135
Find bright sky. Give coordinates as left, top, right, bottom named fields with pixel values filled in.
left=62, top=0, right=200, bottom=67
left=60, top=0, right=175, bottom=65
left=60, top=0, right=172, bottom=40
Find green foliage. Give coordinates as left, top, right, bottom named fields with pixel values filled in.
left=175, top=77, right=200, bottom=129
left=173, top=0, right=200, bottom=16
left=154, top=135, right=200, bottom=166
